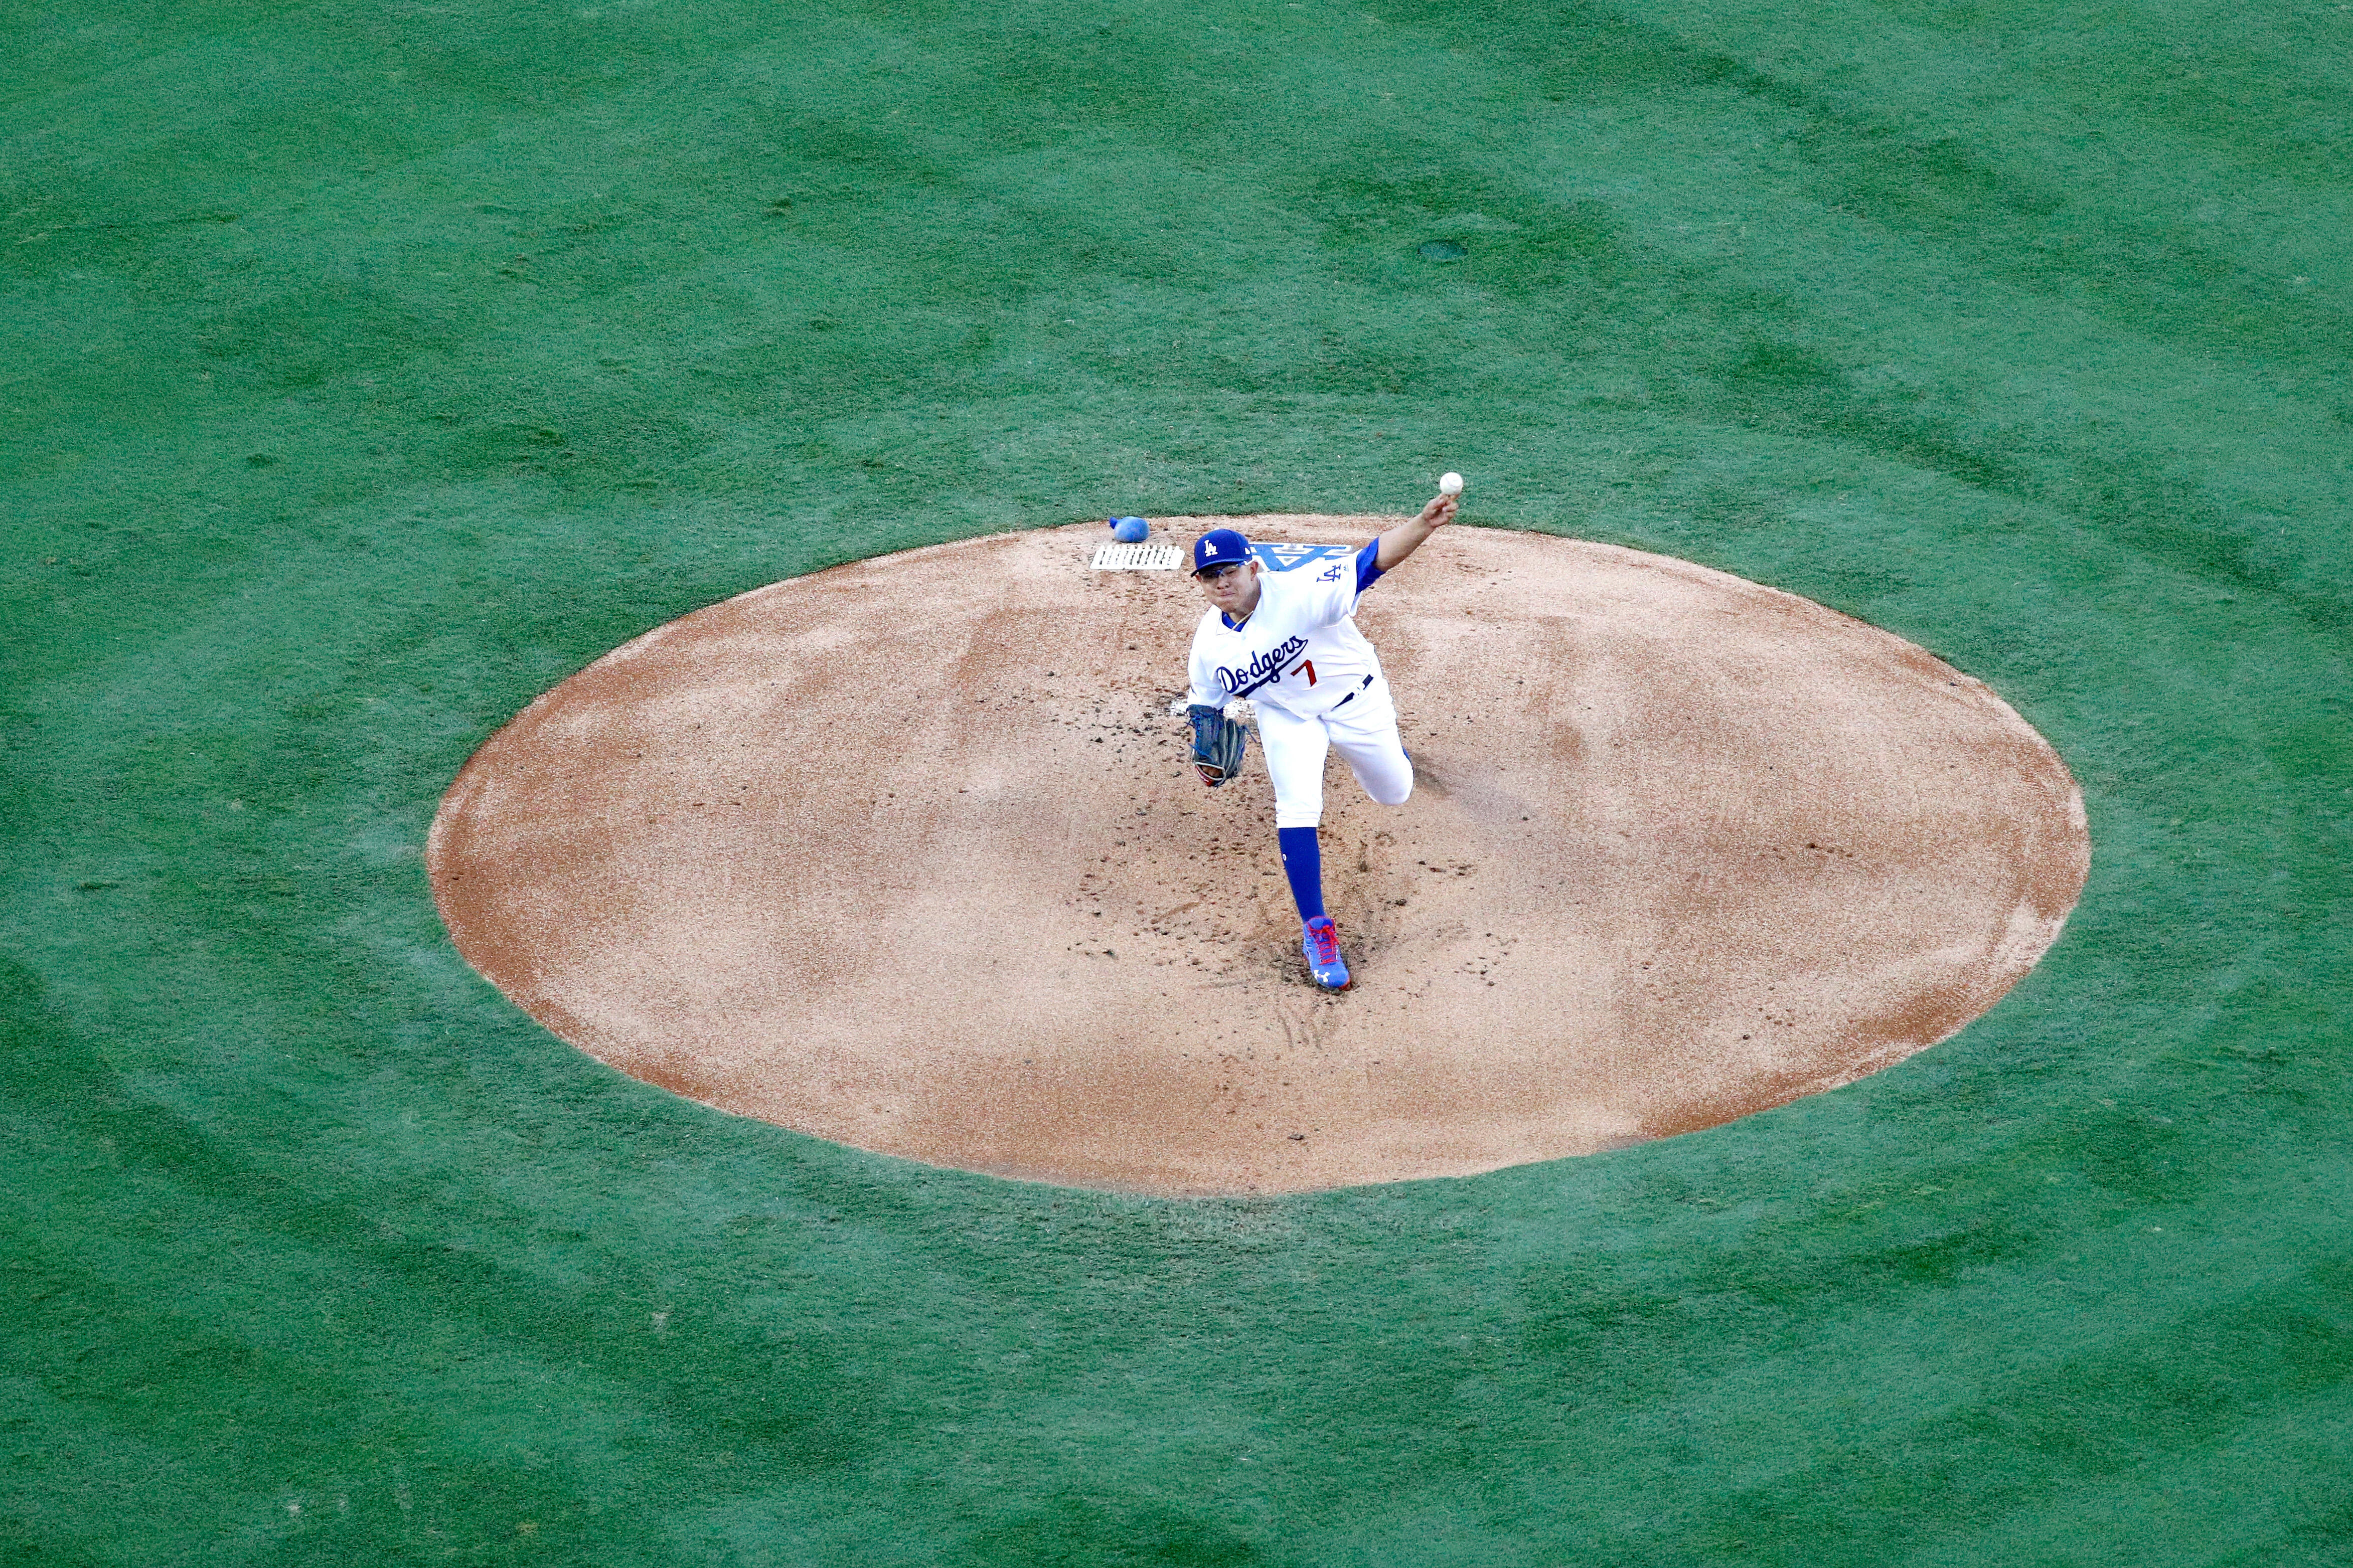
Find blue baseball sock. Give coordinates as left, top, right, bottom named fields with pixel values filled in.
left=1278, top=826, right=1326, bottom=922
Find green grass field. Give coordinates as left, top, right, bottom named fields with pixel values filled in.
left=7, top=0, right=2351, bottom=1561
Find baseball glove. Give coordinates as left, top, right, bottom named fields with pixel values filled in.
left=1187, top=702, right=1250, bottom=787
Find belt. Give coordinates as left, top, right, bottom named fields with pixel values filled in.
left=1332, top=673, right=1377, bottom=710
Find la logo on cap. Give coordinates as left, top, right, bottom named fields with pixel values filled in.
left=1192, top=528, right=1252, bottom=575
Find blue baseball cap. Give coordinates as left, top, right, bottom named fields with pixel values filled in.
left=1192, top=528, right=1253, bottom=576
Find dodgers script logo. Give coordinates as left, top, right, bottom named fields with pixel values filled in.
left=1216, top=634, right=1309, bottom=695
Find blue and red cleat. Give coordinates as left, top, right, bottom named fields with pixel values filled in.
left=1302, top=916, right=1351, bottom=990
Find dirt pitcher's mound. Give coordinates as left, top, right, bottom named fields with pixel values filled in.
left=429, top=517, right=2088, bottom=1195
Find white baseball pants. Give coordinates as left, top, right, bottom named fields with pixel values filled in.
left=1254, top=677, right=1413, bottom=829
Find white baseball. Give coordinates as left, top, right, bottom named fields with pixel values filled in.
left=1439, top=472, right=1464, bottom=496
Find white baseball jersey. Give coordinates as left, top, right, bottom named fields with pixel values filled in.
left=1187, top=542, right=1387, bottom=721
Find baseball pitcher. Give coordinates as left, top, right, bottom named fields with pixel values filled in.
left=1183, top=488, right=1460, bottom=988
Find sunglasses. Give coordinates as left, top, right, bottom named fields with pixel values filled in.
left=1194, top=562, right=1247, bottom=583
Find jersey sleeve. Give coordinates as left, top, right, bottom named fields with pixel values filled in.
left=1186, top=626, right=1223, bottom=708
left=1298, top=553, right=1365, bottom=628
left=1354, top=538, right=1384, bottom=593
